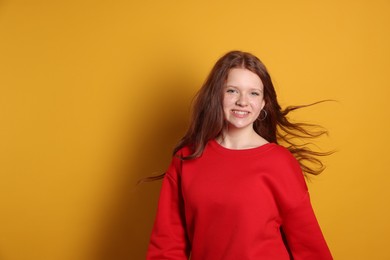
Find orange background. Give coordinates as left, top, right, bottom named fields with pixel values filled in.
left=1, top=1, right=389, bottom=259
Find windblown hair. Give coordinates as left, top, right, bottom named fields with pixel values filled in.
left=141, top=50, right=331, bottom=183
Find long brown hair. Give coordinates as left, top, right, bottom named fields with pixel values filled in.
left=141, top=50, right=331, bottom=183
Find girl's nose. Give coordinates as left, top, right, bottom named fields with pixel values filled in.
left=235, top=94, right=248, bottom=106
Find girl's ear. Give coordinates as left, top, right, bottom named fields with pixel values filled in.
left=261, top=100, right=266, bottom=110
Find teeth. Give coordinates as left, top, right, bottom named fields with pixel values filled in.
left=233, top=110, right=249, bottom=115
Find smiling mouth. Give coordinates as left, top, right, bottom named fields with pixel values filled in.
left=232, top=110, right=250, bottom=115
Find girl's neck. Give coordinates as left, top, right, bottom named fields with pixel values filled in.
left=216, top=126, right=268, bottom=150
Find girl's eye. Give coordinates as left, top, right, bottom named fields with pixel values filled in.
left=251, top=92, right=260, bottom=96
left=226, top=89, right=236, bottom=93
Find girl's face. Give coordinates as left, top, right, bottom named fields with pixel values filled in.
left=222, top=68, right=265, bottom=131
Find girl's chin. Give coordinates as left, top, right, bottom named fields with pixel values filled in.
left=226, top=122, right=254, bottom=130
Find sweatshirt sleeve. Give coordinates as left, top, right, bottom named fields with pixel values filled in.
left=146, top=156, right=190, bottom=260
left=270, top=147, right=333, bottom=259
left=282, top=193, right=333, bottom=260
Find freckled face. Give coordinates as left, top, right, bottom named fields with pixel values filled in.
left=223, top=68, right=265, bottom=131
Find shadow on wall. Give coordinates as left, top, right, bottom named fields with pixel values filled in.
left=90, top=71, right=196, bottom=260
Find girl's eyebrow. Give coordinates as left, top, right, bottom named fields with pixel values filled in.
left=225, top=84, right=263, bottom=91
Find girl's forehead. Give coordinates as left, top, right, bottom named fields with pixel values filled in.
left=226, top=68, right=263, bottom=88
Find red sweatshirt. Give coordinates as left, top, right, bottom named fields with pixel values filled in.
left=147, top=140, right=332, bottom=260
